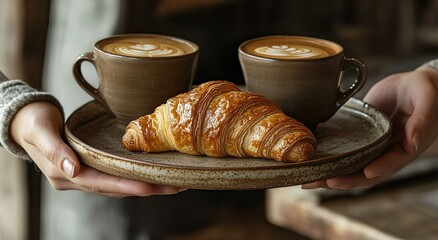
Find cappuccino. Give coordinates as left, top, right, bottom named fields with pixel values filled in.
left=239, top=35, right=367, bottom=129
left=240, top=36, right=341, bottom=60
left=73, top=34, right=199, bottom=123
left=98, top=35, right=197, bottom=57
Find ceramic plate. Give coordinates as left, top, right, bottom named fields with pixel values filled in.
left=65, top=98, right=392, bottom=190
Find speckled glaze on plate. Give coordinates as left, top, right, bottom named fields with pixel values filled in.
left=65, top=98, right=392, bottom=190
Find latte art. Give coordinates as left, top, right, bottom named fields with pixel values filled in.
left=254, top=45, right=326, bottom=59
left=105, top=43, right=185, bottom=57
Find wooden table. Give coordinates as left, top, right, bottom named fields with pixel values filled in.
left=266, top=139, right=438, bottom=240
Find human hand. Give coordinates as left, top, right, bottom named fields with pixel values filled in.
left=11, top=101, right=184, bottom=197
left=303, top=66, right=438, bottom=190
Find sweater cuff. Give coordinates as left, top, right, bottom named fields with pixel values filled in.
left=0, top=80, right=64, bottom=161
left=423, top=58, right=438, bottom=72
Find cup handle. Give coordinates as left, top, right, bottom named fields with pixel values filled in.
left=72, top=52, right=114, bottom=116
left=337, top=57, right=368, bottom=107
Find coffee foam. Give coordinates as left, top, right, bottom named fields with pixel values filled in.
left=100, top=37, right=195, bottom=57
left=241, top=36, right=341, bottom=60
left=113, top=43, right=184, bottom=57
left=254, top=44, right=327, bottom=59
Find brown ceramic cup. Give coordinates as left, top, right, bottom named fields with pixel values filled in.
left=239, top=35, right=367, bottom=129
left=73, top=34, right=199, bottom=123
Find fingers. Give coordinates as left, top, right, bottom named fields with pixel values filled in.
left=33, top=126, right=184, bottom=196
left=70, top=166, right=182, bottom=196
left=302, top=172, right=382, bottom=190
left=302, top=172, right=384, bottom=190
left=29, top=132, right=184, bottom=197
left=29, top=142, right=183, bottom=197
left=10, top=102, right=187, bottom=197
left=30, top=145, right=184, bottom=197
left=302, top=145, right=414, bottom=190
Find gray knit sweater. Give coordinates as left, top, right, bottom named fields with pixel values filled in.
left=0, top=79, right=63, bottom=161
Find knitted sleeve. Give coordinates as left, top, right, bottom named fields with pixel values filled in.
left=0, top=79, right=64, bottom=161
left=423, top=58, right=438, bottom=72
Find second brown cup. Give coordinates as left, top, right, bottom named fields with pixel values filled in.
left=239, top=35, right=367, bottom=129
left=73, top=34, right=199, bottom=123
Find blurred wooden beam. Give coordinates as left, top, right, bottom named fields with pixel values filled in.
left=22, top=1, right=52, bottom=238
left=22, top=0, right=51, bottom=89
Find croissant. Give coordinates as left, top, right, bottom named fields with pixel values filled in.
left=122, top=80, right=316, bottom=162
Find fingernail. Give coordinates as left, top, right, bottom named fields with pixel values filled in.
left=159, top=186, right=180, bottom=195
left=62, top=158, right=75, bottom=178
left=412, top=131, right=420, bottom=152
left=367, top=170, right=386, bottom=179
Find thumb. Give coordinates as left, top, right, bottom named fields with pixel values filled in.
left=35, top=129, right=81, bottom=178
left=24, top=105, right=81, bottom=178
left=32, top=123, right=81, bottom=178
left=402, top=86, right=435, bottom=154
left=403, top=105, right=428, bottom=155
left=12, top=102, right=81, bottom=178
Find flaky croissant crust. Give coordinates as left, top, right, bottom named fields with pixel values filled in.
left=122, top=80, right=316, bottom=162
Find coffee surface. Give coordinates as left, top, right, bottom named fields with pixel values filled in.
left=241, top=36, right=340, bottom=60
left=100, top=36, right=195, bottom=57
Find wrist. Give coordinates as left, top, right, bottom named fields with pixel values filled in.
left=0, top=80, right=64, bottom=160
